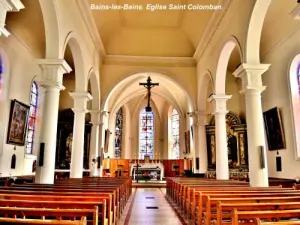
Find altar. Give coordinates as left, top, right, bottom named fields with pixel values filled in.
left=130, top=163, right=164, bottom=181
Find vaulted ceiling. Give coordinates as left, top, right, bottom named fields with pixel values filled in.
left=88, top=0, right=218, bottom=57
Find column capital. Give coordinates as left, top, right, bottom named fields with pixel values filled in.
left=208, top=94, right=231, bottom=115
left=233, top=63, right=269, bottom=93
left=0, top=0, right=24, bottom=37
left=69, top=92, right=93, bottom=101
left=194, top=110, right=209, bottom=126
left=70, top=92, right=92, bottom=112
left=37, top=59, right=72, bottom=89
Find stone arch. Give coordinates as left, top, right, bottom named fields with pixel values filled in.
left=38, top=0, right=61, bottom=58
left=215, top=37, right=243, bottom=95
left=62, top=32, right=87, bottom=91
left=102, top=71, right=196, bottom=114
left=198, top=70, right=214, bottom=112
left=87, top=68, right=100, bottom=110
left=288, top=54, right=300, bottom=160
left=245, top=0, right=272, bottom=63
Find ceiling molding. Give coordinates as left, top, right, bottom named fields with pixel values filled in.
left=76, top=0, right=106, bottom=59
left=193, top=0, right=232, bottom=63
left=103, top=55, right=197, bottom=67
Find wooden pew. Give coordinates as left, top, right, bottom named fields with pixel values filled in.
left=0, top=193, right=108, bottom=225
left=215, top=201, right=300, bottom=225
left=232, top=209, right=300, bottom=225
left=0, top=199, right=105, bottom=224
left=255, top=219, right=300, bottom=225
left=0, top=207, right=93, bottom=224
left=200, top=193, right=300, bottom=225
left=0, top=217, right=86, bottom=225
left=3, top=187, right=117, bottom=224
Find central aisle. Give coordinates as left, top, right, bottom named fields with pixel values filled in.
left=120, top=188, right=184, bottom=225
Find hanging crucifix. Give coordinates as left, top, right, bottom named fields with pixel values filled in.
left=139, top=76, right=159, bottom=112
left=139, top=76, right=159, bottom=158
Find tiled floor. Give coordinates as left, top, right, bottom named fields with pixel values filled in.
left=120, top=188, right=184, bottom=225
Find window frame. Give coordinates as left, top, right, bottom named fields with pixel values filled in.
left=139, top=108, right=154, bottom=159
left=25, top=81, right=38, bottom=155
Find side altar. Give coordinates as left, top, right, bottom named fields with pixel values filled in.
left=206, top=112, right=249, bottom=180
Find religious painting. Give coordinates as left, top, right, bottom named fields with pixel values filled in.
left=184, top=130, right=190, bottom=154
left=7, top=100, right=30, bottom=146
left=104, top=129, right=110, bottom=153
left=263, top=107, right=286, bottom=150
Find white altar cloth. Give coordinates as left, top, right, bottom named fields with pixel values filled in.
left=130, top=163, right=164, bottom=180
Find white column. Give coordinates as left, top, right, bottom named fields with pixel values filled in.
left=89, top=110, right=101, bottom=176
left=35, top=59, right=72, bottom=184
left=196, top=111, right=208, bottom=174
left=209, top=95, right=231, bottom=180
left=0, top=0, right=24, bottom=37
left=233, top=63, right=270, bottom=187
left=69, top=92, right=92, bottom=178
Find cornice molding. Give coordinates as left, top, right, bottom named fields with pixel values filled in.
left=193, top=0, right=232, bottom=63
left=103, top=55, right=197, bottom=67
left=76, top=0, right=106, bottom=60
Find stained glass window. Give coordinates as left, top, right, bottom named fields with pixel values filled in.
left=139, top=108, right=154, bottom=159
left=298, top=64, right=300, bottom=93
left=114, top=108, right=123, bottom=158
left=171, top=108, right=180, bottom=159
left=0, top=55, right=3, bottom=92
left=25, top=81, right=38, bottom=154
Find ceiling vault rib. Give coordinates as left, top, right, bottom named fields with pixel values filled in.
left=76, top=0, right=107, bottom=58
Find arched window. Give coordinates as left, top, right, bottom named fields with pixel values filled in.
left=114, top=108, right=123, bottom=158
left=139, top=108, right=154, bottom=159
left=171, top=108, right=180, bottom=159
left=25, top=81, right=38, bottom=154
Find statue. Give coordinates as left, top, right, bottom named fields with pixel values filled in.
left=65, top=133, right=73, bottom=167
left=226, top=120, right=238, bottom=166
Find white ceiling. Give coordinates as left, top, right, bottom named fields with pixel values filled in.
left=88, top=0, right=218, bottom=57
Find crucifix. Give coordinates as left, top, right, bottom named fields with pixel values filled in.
left=139, top=76, right=159, bottom=112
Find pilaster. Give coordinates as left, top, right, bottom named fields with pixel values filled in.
left=89, top=109, right=101, bottom=176
left=195, top=110, right=208, bottom=174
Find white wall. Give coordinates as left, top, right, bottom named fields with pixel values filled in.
left=261, top=30, right=300, bottom=179
left=0, top=35, right=39, bottom=177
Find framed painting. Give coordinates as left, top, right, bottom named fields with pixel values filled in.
left=263, top=107, right=286, bottom=150
left=7, top=99, right=30, bottom=146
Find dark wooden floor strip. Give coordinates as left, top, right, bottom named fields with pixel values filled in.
left=159, top=188, right=186, bottom=225
left=124, top=188, right=137, bottom=225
